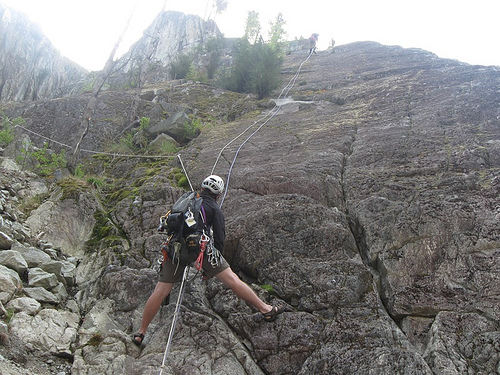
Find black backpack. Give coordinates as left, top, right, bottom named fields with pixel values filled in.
left=158, top=191, right=208, bottom=267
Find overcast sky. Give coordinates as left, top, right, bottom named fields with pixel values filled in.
left=2, top=0, right=499, bottom=71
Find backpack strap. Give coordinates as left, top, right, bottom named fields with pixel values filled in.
left=193, top=203, right=209, bottom=271
left=200, top=204, right=207, bottom=224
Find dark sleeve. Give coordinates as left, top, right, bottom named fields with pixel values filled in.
left=212, top=208, right=226, bottom=252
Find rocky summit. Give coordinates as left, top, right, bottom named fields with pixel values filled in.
left=1, top=5, right=500, bottom=375
left=0, top=4, right=87, bottom=102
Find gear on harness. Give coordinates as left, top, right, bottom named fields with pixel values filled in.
left=157, top=190, right=221, bottom=273
left=205, top=238, right=222, bottom=267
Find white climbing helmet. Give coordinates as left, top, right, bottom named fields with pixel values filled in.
left=201, top=175, right=225, bottom=195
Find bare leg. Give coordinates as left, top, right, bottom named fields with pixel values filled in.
left=136, top=281, right=174, bottom=341
left=215, top=268, right=273, bottom=314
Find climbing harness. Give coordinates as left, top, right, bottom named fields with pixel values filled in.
left=194, top=232, right=210, bottom=270
left=205, top=236, right=222, bottom=267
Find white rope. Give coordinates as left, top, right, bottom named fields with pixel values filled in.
left=159, top=266, right=190, bottom=375
left=215, top=50, right=314, bottom=207
left=211, top=51, right=313, bottom=177
left=218, top=105, right=281, bottom=207
left=14, top=124, right=172, bottom=159
left=176, top=154, right=194, bottom=191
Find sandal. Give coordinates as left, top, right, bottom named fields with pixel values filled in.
left=262, top=305, right=284, bottom=322
left=132, top=333, right=144, bottom=346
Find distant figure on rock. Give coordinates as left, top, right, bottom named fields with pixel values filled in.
left=309, top=33, right=319, bottom=54
left=329, top=38, right=336, bottom=53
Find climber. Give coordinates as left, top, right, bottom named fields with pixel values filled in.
left=132, top=175, right=284, bottom=346
left=309, top=33, right=319, bottom=54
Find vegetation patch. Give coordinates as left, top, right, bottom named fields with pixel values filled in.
left=0, top=113, right=24, bottom=147
left=87, top=333, right=103, bottom=347
left=260, top=284, right=277, bottom=295
left=18, top=193, right=49, bottom=216
left=86, top=210, right=128, bottom=253
left=56, top=176, right=90, bottom=200
left=16, top=142, right=67, bottom=177
left=169, top=168, right=190, bottom=189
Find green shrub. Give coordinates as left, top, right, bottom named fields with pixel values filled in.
left=16, top=142, right=67, bottom=176
left=74, top=164, right=85, bottom=178
left=31, top=144, right=67, bottom=176
left=178, top=176, right=188, bottom=188
left=260, top=284, right=276, bottom=294
left=170, top=53, right=193, bottom=80
left=139, top=117, right=150, bottom=130
left=186, top=62, right=209, bottom=83
left=110, top=133, right=135, bottom=154
left=56, top=176, right=89, bottom=200
left=205, top=37, right=225, bottom=79
left=223, top=38, right=283, bottom=99
left=0, top=115, right=25, bottom=147
left=87, top=176, right=104, bottom=189
left=184, top=118, right=203, bottom=137
left=0, top=123, right=14, bottom=147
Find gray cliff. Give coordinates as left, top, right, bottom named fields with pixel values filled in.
left=0, top=4, right=87, bottom=102
left=0, top=6, right=499, bottom=375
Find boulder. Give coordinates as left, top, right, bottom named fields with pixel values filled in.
left=8, top=222, right=31, bottom=242
left=147, top=133, right=178, bottom=153
left=145, top=111, right=191, bottom=143
left=39, top=259, right=77, bottom=287
left=0, top=264, right=22, bottom=304
left=5, top=296, right=41, bottom=315
left=77, top=298, right=125, bottom=346
left=25, top=193, right=96, bottom=257
left=28, top=267, right=59, bottom=289
left=9, top=309, right=79, bottom=356
left=0, top=250, right=28, bottom=274
left=0, top=231, right=13, bottom=250
left=0, top=157, right=20, bottom=171
left=51, top=282, right=69, bottom=301
left=11, top=244, right=51, bottom=267
left=23, top=287, right=59, bottom=305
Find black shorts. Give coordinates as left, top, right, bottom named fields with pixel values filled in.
left=159, top=252, right=230, bottom=283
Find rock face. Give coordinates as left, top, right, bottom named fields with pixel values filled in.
left=110, top=10, right=222, bottom=87
left=121, top=10, right=221, bottom=68
left=0, top=4, right=87, bottom=102
left=1, top=27, right=500, bottom=375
